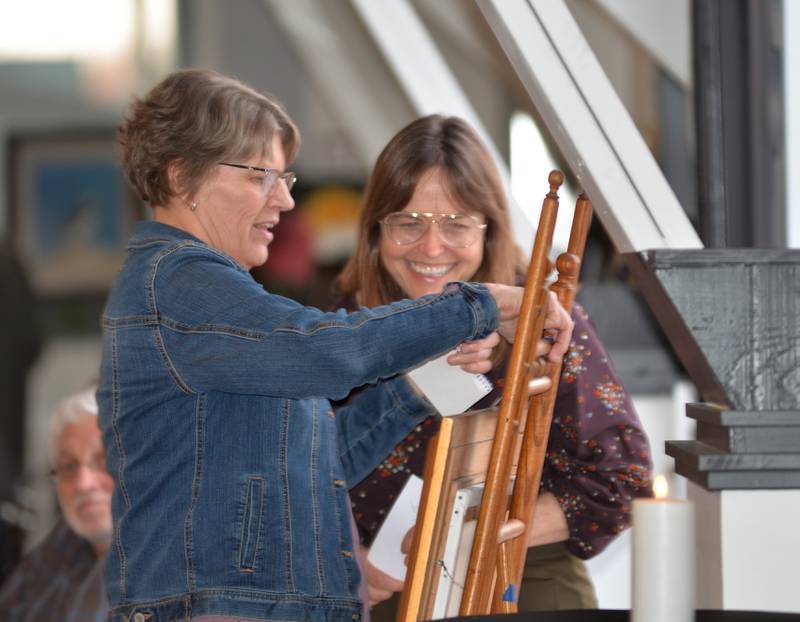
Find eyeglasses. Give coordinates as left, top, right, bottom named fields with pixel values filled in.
left=50, top=454, right=107, bottom=482
left=380, top=212, right=487, bottom=248
left=218, top=162, right=297, bottom=195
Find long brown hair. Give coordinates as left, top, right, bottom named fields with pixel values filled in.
left=338, top=115, right=523, bottom=308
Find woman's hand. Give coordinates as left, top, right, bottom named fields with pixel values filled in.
left=484, top=285, right=573, bottom=361
left=446, top=331, right=500, bottom=374
left=483, top=283, right=523, bottom=342
left=540, top=291, right=573, bottom=362
left=448, top=336, right=554, bottom=397
left=359, top=546, right=404, bottom=607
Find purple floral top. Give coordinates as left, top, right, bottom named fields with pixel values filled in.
left=348, top=303, right=652, bottom=560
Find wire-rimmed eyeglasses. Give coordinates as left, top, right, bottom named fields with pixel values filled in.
left=380, top=212, right=487, bottom=248
left=218, top=162, right=297, bottom=195
left=50, top=455, right=108, bottom=482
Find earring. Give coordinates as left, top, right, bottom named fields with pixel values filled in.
left=189, top=201, right=198, bottom=212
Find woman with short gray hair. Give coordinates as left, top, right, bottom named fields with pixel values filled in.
left=97, top=68, right=573, bottom=622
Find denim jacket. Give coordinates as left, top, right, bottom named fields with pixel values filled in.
left=97, top=221, right=498, bottom=622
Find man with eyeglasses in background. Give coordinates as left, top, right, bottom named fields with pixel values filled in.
left=0, top=384, right=110, bottom=622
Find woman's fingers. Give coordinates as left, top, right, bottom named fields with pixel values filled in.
left=447, top=331, right=501, bottom=373
left=535, top=338, right=551, bottom=359
left=456, top=287, right=574, bottom=371
left=543, top=291, right=573, bottom=362
left=483, top=285, right=574, bottom=355
left=483, top=283, right=524, bottom=343
left=400, top=526, right=416, bottom=555
left=360, top=546, right=404, bottom=606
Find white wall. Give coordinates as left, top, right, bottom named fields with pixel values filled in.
left=692, top=484, right=800, bottom=612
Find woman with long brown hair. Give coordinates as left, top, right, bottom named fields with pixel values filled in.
left=338, top=115, right=653, bottom=617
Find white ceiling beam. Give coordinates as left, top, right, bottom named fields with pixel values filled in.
left=477, top=0, right=703, bottom=252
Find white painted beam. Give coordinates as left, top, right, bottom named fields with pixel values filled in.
left=478, top=0, right=703, bottom=252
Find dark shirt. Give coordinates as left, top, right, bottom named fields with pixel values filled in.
left=0, top=519, right=108, bottom=622
left=348, top=303, right=652, bottom=560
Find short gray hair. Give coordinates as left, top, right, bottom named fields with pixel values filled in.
left=118, top=68, right=301, bottom=206
left=48, top=385, right=99, bottom=466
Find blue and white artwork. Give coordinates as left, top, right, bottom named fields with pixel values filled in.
left=33, top=160, right=124, bottom=258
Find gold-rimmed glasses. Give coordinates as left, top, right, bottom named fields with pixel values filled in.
left=380, top=212, right=487, bottom=248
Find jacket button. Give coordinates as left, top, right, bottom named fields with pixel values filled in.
left=342, top=549, right=353, bottom=558
left=333, top=479, right=346, bottom=488
left=327, top=409, right=336, bottom=420
left=133, top=613, right=146, bottom=622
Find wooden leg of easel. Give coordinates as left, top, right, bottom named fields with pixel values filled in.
left=494, top=541, right=518, bottom=614
left=396, top=417, right=454, bottom=622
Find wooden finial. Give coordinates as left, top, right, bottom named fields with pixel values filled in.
left=548, top=170, right=564, bottom=189
left=547, top=170, right=564, bottom=198
left=555, top=252, right=580, bottom=279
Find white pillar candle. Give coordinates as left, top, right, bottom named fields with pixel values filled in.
left=632, top=475, right=695, bottom=622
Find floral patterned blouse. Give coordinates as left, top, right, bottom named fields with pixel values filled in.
left=347, top=303, right=653, bottom=560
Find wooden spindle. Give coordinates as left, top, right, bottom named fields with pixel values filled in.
left=491, top=193, right=593, bottom=613
left=459, top=171, right=563, bottom=616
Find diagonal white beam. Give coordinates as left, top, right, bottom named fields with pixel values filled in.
left=263, top=0, right=410, bottom=171
left=350, top=0, right=536, bottom=252
left=478, top=0, right=703, bottom=252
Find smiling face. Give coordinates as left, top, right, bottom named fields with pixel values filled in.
left=379, top=168, right=485, bottom=299
left=182, top=134, right=295, bottom=270
left=54, top=414, right=113, bottom=554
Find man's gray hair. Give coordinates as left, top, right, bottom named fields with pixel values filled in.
left=48, top=385, right=99, bottom=466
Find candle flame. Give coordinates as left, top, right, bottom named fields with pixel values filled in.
left=653, top=475, right=669, bottom=499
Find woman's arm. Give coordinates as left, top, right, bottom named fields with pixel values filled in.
left=525, top=492, right=569, bottom=547
left=151, top=248, right=498, bottom=399
left=335, top=376, right=437, bottom=485
left=542, top=303, right=652, bottom=559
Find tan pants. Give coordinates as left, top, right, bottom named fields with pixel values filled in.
left=370, top=542, right=596, bottom=621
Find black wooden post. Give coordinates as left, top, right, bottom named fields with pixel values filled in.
left=693, top=0, right=785, bottom=248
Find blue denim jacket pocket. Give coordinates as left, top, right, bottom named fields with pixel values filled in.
left=237, top=476, right=266, bottom=572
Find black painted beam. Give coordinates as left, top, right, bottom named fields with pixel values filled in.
left=693, top=0, right=785, bottom=248
left=626, top=249, right=800, bottom=411
left=667, top=440, right=800, bottom=490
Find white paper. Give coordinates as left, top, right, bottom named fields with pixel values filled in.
left=407, top=352, right=493, bottom=416
left=366, top=474, right=424, bottom=582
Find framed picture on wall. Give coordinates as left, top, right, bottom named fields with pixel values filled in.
left=7, top=131, right=142, bottom=298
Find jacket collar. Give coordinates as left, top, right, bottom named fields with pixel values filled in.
left=128, top=220, right=206, bottom=249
